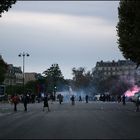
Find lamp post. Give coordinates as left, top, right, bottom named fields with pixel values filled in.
left=54, top=86, right=57, bottom=101
left=18, top=52, right=29, bottom=94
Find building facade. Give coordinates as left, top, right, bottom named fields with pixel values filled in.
left=94, top=60, right=140, bottom=83
left=4, top=64, right=23, bottom=85
left=24, top=72, right=38, bottom=84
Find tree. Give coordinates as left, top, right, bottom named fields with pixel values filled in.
left=43, top=64, right=64, bottom=94
left=0, top=0, right=17, bottom=17
left=117, top=0, right=140, bottom=67
left=97, top=75, right=132, bottom=96
left=91, top=70, right=105, bottom=94
left=72, top=67, right=93, bottom=94
left=109, top=77, right=132, bottom=96
left=72, top=67, right=86, bottom=90
left=6, top=85, right=23, bottom=95
left=25, top=80, right=38, bottom=95
left=0, top=56, right=8, bottom=84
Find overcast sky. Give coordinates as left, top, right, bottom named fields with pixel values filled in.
left=0, top=1, right=124, bottom=79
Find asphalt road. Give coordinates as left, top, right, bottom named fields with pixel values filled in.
left=0, top=101, right=140, bottom=139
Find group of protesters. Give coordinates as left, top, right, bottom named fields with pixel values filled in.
left=9, top=92, right=90, bottom=112
left=70, top=95, right=89, bottom=105
left=10, top=94, right=28, bottom=111
left=9, top=92, right=140, bottom=112
left=9, top=93, right=50, bottom=112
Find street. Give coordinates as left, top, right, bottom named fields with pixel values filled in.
left=0, top=101, right=140, bottom=139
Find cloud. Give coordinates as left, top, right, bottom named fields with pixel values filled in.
left=1, top=11, right=115, bottom=39
left=11, top=1, right=119, bottom=21
left=0, top=10, right=123, bottom=79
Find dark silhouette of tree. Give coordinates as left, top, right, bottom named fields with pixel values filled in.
left=72, top=67, right=93, bottom=93
left=43, top=64, right=64, bottom=95
left=91, top=70, right=105, bottom=94
left=25, top=80, right=38, bottom=95
left=0, top=0, right=17, bottom=17
left=97, top=75, right=132, bottom=96
left=72, top=67, right=85, bottom=90
left=117, top=0, right=140, bottom=67
left=0, top=56, right=8, bottom=84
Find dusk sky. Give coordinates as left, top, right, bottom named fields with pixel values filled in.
left=0, top=1, right=124, bottom=79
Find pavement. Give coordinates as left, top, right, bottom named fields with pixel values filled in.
left=0, top=101, right=140, bottom=139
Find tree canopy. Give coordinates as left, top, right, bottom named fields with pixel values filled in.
left=72, top=67, right=94, bottom=95
left=0, top=0, right=17, bottom=17
left=43, top=64, right=65, bottom=93
left=0, top=56, right=8, bottom=84
left=117, top=0, right=140, bottom=67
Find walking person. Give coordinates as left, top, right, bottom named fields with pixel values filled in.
left=50, top=94, right=54, bottom=104
left=58, top=94, right=63, bottom=104
left=117, top=95, right=121, bottom=103
left=135, top=95, right=140, bottom=112
left=71, top=95, right=75, bottom=105
left=85, top=95, right=89, bottom=103
left=79, top=96, right=82, bottom=101
left=22, top=94, right=28, bottom=111
left=43, top=94, right=50, bottom=112
left=12, top=94, right=20, bottom=111
left=122, top=94, right=126, bottom=105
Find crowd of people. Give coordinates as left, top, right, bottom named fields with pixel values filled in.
left=7, top=92, right=140, bottom=112
left=9, top=93, right=34, bottom=111
left=8, top=93, right=91, bottom=112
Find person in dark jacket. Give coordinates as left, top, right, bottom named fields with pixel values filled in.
left=22, top=94, right=28, bottom=111
left=58, top=94, right=63, bottom=104
left=85, top=95, right=89, bottom=103
left=79, top=96, right=82, bottom=101
left=135, top=95, right=140, bottom=112
left=43, top=94, right=50, bottom=112
left=122, top=94, right=126, bottom=105
left=71, top=95, right=75, bottom=105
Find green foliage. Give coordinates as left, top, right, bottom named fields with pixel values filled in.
left=72, top=67, right=93, bottom=93
left=110, top=79, right=132, bottom=96
left=72, top=67, right=85, bottom=90
left=117, top=0, right=140, bottom=66
left=95, top=75, right=132, bottom=96
left=25, top=80, right=38, bottom=95
left=5, top=85, right=23, bottom=95
left=43, top=64, right=64, bottom=93
left=0, top=0, right=17, bottom=17
left=0, top=58, right=8, bottom=84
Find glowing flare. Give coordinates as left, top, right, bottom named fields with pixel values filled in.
left=125, top=85, right=140, bottom=97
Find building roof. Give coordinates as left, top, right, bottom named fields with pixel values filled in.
left=96, top=60, right=136, bottom=67
left=25, top=72, right=37, bottom=83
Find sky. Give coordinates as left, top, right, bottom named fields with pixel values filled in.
left=0, top=1, right=124, bottom=79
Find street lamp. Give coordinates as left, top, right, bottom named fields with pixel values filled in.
left=18, top=52, right=30, bottom=94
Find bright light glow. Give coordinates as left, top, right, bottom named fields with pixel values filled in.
left=125, top=85, right=140, bottom=97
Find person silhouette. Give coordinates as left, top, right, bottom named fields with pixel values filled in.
left=135, top=95, right=140, bottom=112
left=122, top=94, right=126, bottom=105
left=79, top=96, right=82, bottom=101
left=12, top=94, right=20, bottom=111
left=22, top=94, right=28, bottom=111
left=85, top=95, right=89, bottom=103
left=71, top=95, right=75, bottom=105
left=43, top=94, right=50, bottom=112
